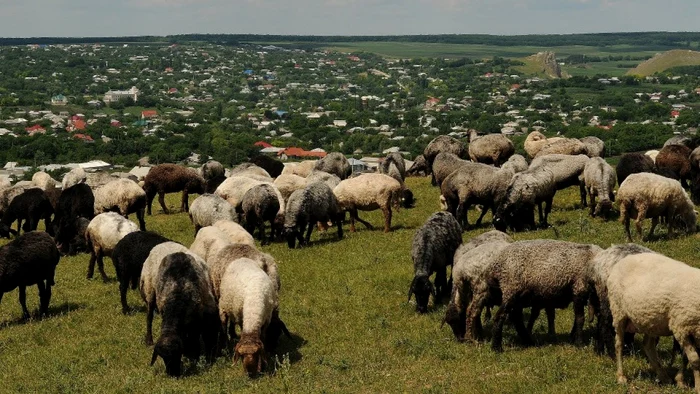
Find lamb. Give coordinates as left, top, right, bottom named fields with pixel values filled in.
left=467, top=130, right=515, bottom=166
left=529, top=154, right=590, bottom=206
left=607, top=253, right=700, bottom=390
left=313, top=152, right=351, bottom=180
left=431, top=152, right=472, bottom=187
left=333, top=173, right=402, bottom=233
left=85, top=212, right=140, bottom=281
left=250, top=155, right=284, bottom=178
left=379, top=152, right=406, bottom=181
left=143, top=163, right=206, bottom=215
left=406, top=154, right=429, bottom=177
left=580, top=136, right=605, bottom=157
left=0, top=232, right=60, bottom=320
left=188, top=194, right=238, bottom=236
left=493, top=166, right=557, bottom=232
left=617, top=172, right=697, bottom=242
left=424, top=135, right=468, bottom=180
left=217, top=257, right=279, bottom=376
left=280, top=160, right=317, bottom=178
left=273, top=174, right=307, bottom=203
left=656, top=144, right=692, bottom=188
left=213, top=220, right=255, bottom=246
left=140, top=248, right=218, bottom=376
left=31, top=171, right=59, bottom=190
left=93, top=178, right=147, bottom=231
left=61, top=167, right=87, bottom=189
left=306, top=170, right=342, bottom=189
left=408, top=212, right=462, bottom=313
left=485, top=240, right=602, bottom=352
left=200, top=160, right=226, bottom=193
left=581, top=157, right=617, bottom=218
left=0, top=188, right=53, bottom=238
left=240, top=184, right=282, bottom=245
left=51, top=183, right=95, bottom=255
left=500, top=154, right=528, bottom=174
left=111, top=231, right=171, bottom=314
left=284, top=181, right=343, bottom=248
left=615, top=152, right=655, bottom=186
left=202, top=242, right=280, bottom=298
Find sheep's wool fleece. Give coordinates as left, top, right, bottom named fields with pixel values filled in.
left=334, top=174, right=401, bottom=211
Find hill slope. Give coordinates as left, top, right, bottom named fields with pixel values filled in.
left=627, top=49, right=700, bottom=76
left=515, top=51, right=568, bottom=78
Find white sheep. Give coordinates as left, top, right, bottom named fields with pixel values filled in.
left=62, top=167, right=87, bottom=189
left=189, top=193, right=238, bottom=235
left=645, top=149, right=660, bottom=163
left=617, top=172, right=697, bottom=242
left=581, top=157, right=617, bottom=217
left=212, top=220, right=255, bottom=246
left=280, top=160, right=317, bottom=177
left=190, top=226, right=234, bottom=263
left=273, top=174, right=306, bottom=202
left=215, top=176, right=285, bottom=217
left=608, top=252, right=700, bottom=391
left=31, top=171, right=59, bottom=190
left=93, top=178, right=147, bottom=231
left=205, top=243, right=280, bottom=298
left=85, top=212, right=140, bottom=281
left=333, top=173, right=402, bottom=233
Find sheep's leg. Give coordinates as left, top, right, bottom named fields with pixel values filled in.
left=145, top=300, right=155, bottom=346
left=491, top=305, right=508, bottom=352
left=37, top=281, right=50, bottom=316
left=181, top=191, right=189, bottom=213
left=642, top=334, right=672, bottom=384
left=635, top=207, right=647, bottom=240
left=542, top=197, right=553, bottom=227
left=16, top=218, right=22, bottom=235
left=572, top=297, right=586, bottom=346
left=615, top=318, right=628, bottom=384
left=509, top=307, right=534, bottom=346
left=465, top=294, right=486, bottom=341
left=475, top=203, right=490, bottom=226
left=119, top=279, right=129, bottom=314
left=158, top=192, right=169, bottom=214
left=348, top=209, right=356, bottom=232
left=97, top=253, right=108, bottom=282
left=146, top=191, right=155, bottom=215
left=456, top=202, right=470, bottom=229
left=335, top=213, right=344, bottom=240
left=136, top=208, right=146, bottom=231
left=589, top=194, right=596, bottom=217
left=679, top=336, right=700, bottom=391
left=304, top=221, right=314, bottom=245
left=526, top=307, right=541, bottom=333
left=87, top=251, right=98, bottom=279
left=580, top=182, right=587, bottom=207
left=353, top=210, right=374, bottom=230
left=647, top=216, right=659, bottom=240
left=383, top=206, right=392, bottom=233
left=18, top=286, right=29, bottom=319
left=545, top=308, right=556, bottom=337
left=623, top=213, right=633, bottom=242
left=537, top=202, right=545, bottom=224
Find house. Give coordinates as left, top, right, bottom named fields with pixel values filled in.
left=73, top=133, right=94, bottom=143
left=51, top=94, right=68, bottom=105
left=67, top=119, right=87, bottom=132
left=25, top=124, right=46, bottom=136
left=103, top=86, right=140, bottom=103
left=254, top=141, right=273, bottom=149
left=277, top=147, right=327, bottom=160
left=347, top=158, right=368, bottom=173
left=141, top=110, right=158, bottom=119
left=333, top=120, right=347, bottom=128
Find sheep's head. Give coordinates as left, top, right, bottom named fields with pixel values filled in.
left=408, top=275, right=435, bottom=314
left=151, top=335, right=184, bottom=377
left=402, top=188, right=414, bottom=208
left=265, top=312, right=292, bottom=351
left=594, top=200, right=614, bottom=217
left=284, top=226, right=298, bottom=249
left=234, top=335, right=265, bottom=376
left=0, top=223, right=16, bottom=239
left=674, top=208, right=699, bottom=234
left=443, top=302, right=466, bottom=341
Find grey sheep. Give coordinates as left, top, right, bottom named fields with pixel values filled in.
left=500, top=154, right=528, bottom=174
left=240, top=184, right=282, bottom=245
left=529, top=154, right=590, bottom=207
left=493, top=166, right=556, bottom=232
left=431, top=152, right=472, bottom=187
left=408, top=212, right=462, bottom=313
left=580, top=136, right=605, bottom=157
left=467, top=131, right=515, bottom=166
left=93, top=178, right=147, bottom=231
left=284, top=181, right=343, bottom=248
left=581, top=157, right=617, bottom=218
left=663, top=135, right=696, bottom=149
left=306, top=170, right=342, bottom=190
left=424, top=135, right=468, bottom=184
left=313, top=152, right=351, bottom=180
left=407, top=154, right=429, bottom=177
left=333, top=174, right=402, bottom=233
left=379, top=152, right=406, bottom=181
left=188, top=194, right=238, bottom=236
left=201, top=160, right=226, bottom=193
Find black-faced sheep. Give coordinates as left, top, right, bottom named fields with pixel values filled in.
left=93, top=178, right=147, bottom=231
left=493, top=166, right=556, bottom=232
left=111, top=231, right=171, bottom=314
left=52, top=183, right=95, bottom=255
left=214, top=176, right=284, bottom=217
left=62, top=167, right=87, bottom=189
left=407, top=154, right=428, bottom=177
left=85, top=212, right=140, bottom=281
left=141, top=250, right=218, bottom=377
left=615, top=152, right=655, bottom=187
left=143, top=163, right=206, bottom=215
left=188, top=194, right=238, bottom=236
left=313, top=152, right=351, bottom=180
left=408, top=211, right=462, bottom=313
left=581, top=157, right=617, bottom=218
left=424, top=135, right=468, bottom=184
left=285, top=181, right=343, bottom=248
left=580, top=136, right=605, bottom=157
left=0, top=188, right=53, bottom=238
left=201, top=160, right=226, bottom=194
left=240, top=184, right=282, bottom=245
left=431, top=152, right=471, bottom=187
left=250, top=155, right=284, bottom=178
left=468, top=131, right=515, bottom=166
left=334, top=173, right=402, bottom=233
left=0, top=232, right=60, bottom=320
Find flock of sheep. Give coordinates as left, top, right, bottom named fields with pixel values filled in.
left=2, top=129, right=700, bottom=389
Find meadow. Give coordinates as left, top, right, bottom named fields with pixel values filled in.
left=0, top=176, right=698, bottom=393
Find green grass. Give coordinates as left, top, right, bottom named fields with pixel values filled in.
left=628, top=49, right=700, bottom=76
left=0, top=177, right=697, bottom=393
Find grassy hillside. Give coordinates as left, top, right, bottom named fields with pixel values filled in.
left=514, top=52, right=569, bottom=79
left=0, top=177, right=697, bottom=393
left=627, top=49, right=700, bottom=76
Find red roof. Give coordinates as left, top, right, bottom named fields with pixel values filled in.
left=73, top=133, right=94, bottom=142
left=141, top=110, right=158, bottom=118
left=254, top=141, right=272, bottom=148
left=71, top=119, right=86, bottom=131
left=671, top=110, right=681, bottom=118
left=110, top=120, right=122, bottom=127
left=278, top=147, right=327, bottom=158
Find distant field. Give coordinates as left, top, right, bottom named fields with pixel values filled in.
left=628, top=49, right=700, bottom=76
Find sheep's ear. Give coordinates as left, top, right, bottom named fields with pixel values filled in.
left=150, top=349, right=158, bottom=366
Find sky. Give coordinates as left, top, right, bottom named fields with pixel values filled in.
left=0, top=0, right=697, bottom=37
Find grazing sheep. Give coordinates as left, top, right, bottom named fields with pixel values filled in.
left=645, top=149, right=660, bottom=163
left=93, top=178, right=147, bottom=231
left=501, top=154, right=528, bottom=174
left=306, top=170, right=342, bottom=190
left=524, top=131, right=549, bottom=158
left=617, top=172, right=697, bottom=242
left=0, top=188, right=53, bottom=238
left=274, top=174, right=307, bottom=203
left=431, top=152, right=472, bottom=187
left=229, top=163, right=273, bottom=182
left=656, top=144, right=692, bottom=188
left=201, top=160, right=226, bottom=193
left=31, top=171, right=59, bottom=190
left=52, top=183, right=95, bottom=255
left=215, top=176, right=284, bottom=218
left=424, top=135, right=468, bottom=184
left=85, top=212, right=140, bottom=281
left=240, top=184, right=282, bottom=245
left=0, top=184, right=37, bottom=216
left=111, top=231, right=171, bottom=314
left=664, top=135, right=696, bottom=149
left=486, top=240, right=602, bottom=352
left=218, top=257, right=279, bottom=376
left=284, top=182, right=343, bottom=248
left=61, top=167, right=87, bottom=189
left=535, top=137, right=588, bottom=158
left=580, top=136, right=605, bottom=157
left=468, top=131, right=515, bottom=166
left=581, top=157, right=617, bottom=217
left=493, top=166, right=557, bottom=232
left=190, top=226, right=234, bottom=263
left=280, top=160, right=317, bottom=178
left=0, top=232, right=60, bottom=320
left=379, top=152, right=406, bottom=181
left=407, top=154, right=429, bottom=177
left=313, top=152, right=351, bottom=180
left=608, top=253, right=700, bottom=390
left=586, top=243, right=654, bottom=357
left=250, top=155, right=284, bottom=178
left=213, top=220, right=255, bottom=246
left=530, top=154, right=590, bottom=206
left=334, top=173, right=402, bottom=233
left=143, top=163, right=206, bottom=215
left=616, top=152, right=655, bottom=187
left=408, top=212, right=462, bottom=313
left=188, top=194, right=238, bottom=236
left=141, top=250, right=218, bottom=376
left=204, top=243, right=280, bottom=298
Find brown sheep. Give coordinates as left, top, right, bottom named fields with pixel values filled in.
left=143, top=164, right=206, bottom=215
left=656, top=144, right=692, bottom=188
left=468, top=130, right=514, bottom=166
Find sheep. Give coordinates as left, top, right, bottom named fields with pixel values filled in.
left=581, top=157, right=617, bottom=218
left=408, top=212, right=462, bottom=313
left=250, top=155, right=284, bottom=178
left=93, top=178, right=147, bottom=231
left=201, top=160, right=226, bottom=193
left=141, top=250, right=219, bottom=376
left=190, top=226, right=235, bottom=263
left=580, top=136, right=605, bottom=157
left=645, top=149, right=660, bottom=163
left=215, top=176, right=284, bottom=216
left=616, top=152, right=655, bottom=187
left=204, top=243, right=280, bottom=298
left=61, top=167, right=87, bottom=189
left=334, top=173, right=402, bottom=233
left=306, top=170, right=342, bottom=190
left=500, top=154, right=528, bottom=174
left=607, top=252, right=700, bottom=390
left=213, top=220, right=255, bottom=246
left=111, top=231, right=171, bottom=314
left=85, top=212, right=140, bottom=281
left=274, top=174, right=307, bottom=203
left=424, top=135, right=467, bottom=179
left=379, top=152, right=406, bottom=181
left=229, top=163, right=273, bottom=182
left=585, top=243, right=654, bottom=357
left=691, top=147, right=700, bottom=204
left=524, top=131, right=549, bottom=158
left=617, top=172, right=697, bottom=242
left=284, top=181, right=343, bottom=248
left=485, top=239, right=602, bottom=352
left=664, top=135, right=696, bottom=149
left=51, top=183, right=95, bottom=255
left=467, top=131, right=515, bottom=166
left=406, top=154, right=429, bottom=177
left=280, top=160, right=317, bottom=178
left=188, top=194, right=238, bottom=236
left=529, top=154, right=590, bottom=206
left=535, top=137, right=588, bottom=158
left=656, top=144, right=692, bottom=188
left=240, top=184, right=282, bottom=245
left=0, top=184, right=37, bottom=216
left=0, top=232, right=60, bottom=320
left=314, top=152, right=351, bottom=180
left=217, top=257, right=279, bottom=376
left=31, top=171, right=59, bottom=190
left=0, top=188, right=53, bottom=238
left=431, top=152, right=472, bottom=187
left=143, top=163, right=206, bottom=215
left=493, top=166, right=557, bottom=232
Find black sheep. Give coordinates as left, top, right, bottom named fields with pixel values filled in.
left=0, top=188, right=54, bottom=238
left=250, top=155, right=284, bottom=178
left=51, top=183, right=95, bottom=255
left=240, top=184, right=281, bottom=245
left=0, top=232, right=60, bottom=320
left=616, top=152, right=655, bottom=187
left=284, top=182, right=344, bottom=249
left=112, top=231, right=171, bottom=314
